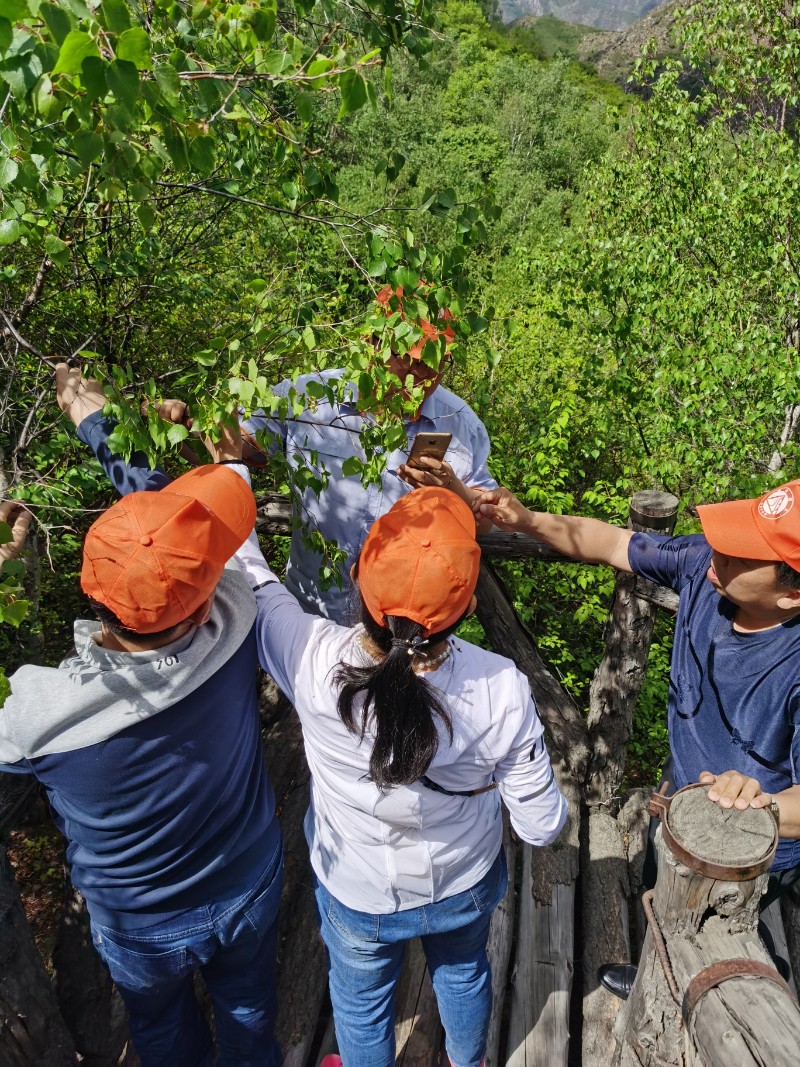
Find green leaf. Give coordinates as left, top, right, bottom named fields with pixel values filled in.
left=248, top=6, right=275, bottom=42
left=1, top=599, right=28, bottom=627
left=295, top=92, right=312, bottom=124
left=100, top=0, right=130, bottom=33
left=153, top=61, right=180, bottom=102
left=1, top=52, right=43, bottom=96
left=0, top=18, right=11, bottom=53
left=0, top=154, right=17, bottom=187
left=0, top=0, right=30, bottom=21
left=80, top=54, right=106, bottom=98
left=162, top=124, right=188, bottom=169
left=337, top=69, right=367, bottom=118
left=0, top=218, right=21, bottom=244
left=72, top=128, right=102, bottom=164
left=34, top=73, right=56, bottom=116
left=51, top=30, right=100, bottom=75
left=116, top=27, right=151, bottom=70
left=188, top=133, right=215, bottom=173
left=341, top=456, right=362, bottom=477
left=137, top=202, right=155, bottom=231
left=261, top=50, right=289, bottom=75
left=105, top=57, right=139, bottom=109
left=302, top=325, right=315, bottom=349
left=40, top=3, right=72, bottom=46
left=167, top=422, right=188, bottom=445
left=44, top=233, right=66, bottom=255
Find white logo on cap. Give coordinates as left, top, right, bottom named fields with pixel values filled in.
left=758, top=486, right=794, bottom=520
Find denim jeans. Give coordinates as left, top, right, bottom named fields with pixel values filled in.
left=90, top=836, right=283, bottom=1067
left=315, top=848, right=507, bottom=1067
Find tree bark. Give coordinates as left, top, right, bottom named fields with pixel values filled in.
left=0, top=846, right=77, bottom=1065
left=614, top=787, right=800, bottom=1066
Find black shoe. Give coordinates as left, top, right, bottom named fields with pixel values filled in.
left=598, top=963, right=638, bottom=1000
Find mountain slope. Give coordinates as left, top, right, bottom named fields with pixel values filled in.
left=499, top=0, right=671, bottom=32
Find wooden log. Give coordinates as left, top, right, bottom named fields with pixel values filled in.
left=614, top=787, right=800, bottom=1066
left=581, top=810, right=631, bottom=1067
left=618, top=790, right=652, bottom=957
left=0, top=845, right=77, bottom=1065
left=395, top=941, right=442, bottom=1067
left=484, top=825, right=516, bottom=1067
left=474, top=560, right=589, bottom=779
left=757, top=898, right=795, bottom=993
left=780, top=890, right=800, bottom=986
left=585, top=490, right=679, bottom=809
left=506, top=754, right=579, bottom=1067
left=259, top=676, right=327, bottom=1067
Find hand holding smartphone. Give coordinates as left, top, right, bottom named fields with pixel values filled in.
left=407, top=432, right=452, bottom=470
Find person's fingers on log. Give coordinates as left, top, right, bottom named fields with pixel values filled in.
left=703, top=769, right=764, bottom=810
left=55, top=363, right=107, bottom=428
left=0, top=501, right=32, bottom=562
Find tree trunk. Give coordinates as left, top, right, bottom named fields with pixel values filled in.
left=0, top=846, right=77, bottom=1065
left=614, top=785, right=800, bottom=1066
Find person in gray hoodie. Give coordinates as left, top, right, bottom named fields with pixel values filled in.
left=0, top=379, right=283, bottom=1067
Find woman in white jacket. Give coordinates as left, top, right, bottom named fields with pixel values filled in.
left=236, top=484, right=568, bottom=1067
left=57, top=367, right=565, bottom=1067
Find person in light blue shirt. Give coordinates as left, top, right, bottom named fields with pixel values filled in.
left=242, top=294, right=497, bottom=624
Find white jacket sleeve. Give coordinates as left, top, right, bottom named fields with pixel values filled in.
left=494, top=673, right=568, bottom=846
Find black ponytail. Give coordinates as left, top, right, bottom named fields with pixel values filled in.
left=334, top=593, right=456, bottom=790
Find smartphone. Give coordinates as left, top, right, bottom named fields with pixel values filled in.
left=407, top=432, right=452, bottom=468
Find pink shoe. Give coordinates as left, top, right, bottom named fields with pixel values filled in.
left=320, top=1056, right=343, bottom=1067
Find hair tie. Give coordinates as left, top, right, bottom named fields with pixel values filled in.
left=408, top=635, right=430, bottom=658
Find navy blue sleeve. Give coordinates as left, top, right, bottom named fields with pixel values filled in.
left=0, top=759, right=34, bottom=774
left=627, top=532, right=712, bottom=594
left=77, top=411, right=171, bottom=495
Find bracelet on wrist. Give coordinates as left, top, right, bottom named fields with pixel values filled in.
left=216, top=458, right=246, bottom=465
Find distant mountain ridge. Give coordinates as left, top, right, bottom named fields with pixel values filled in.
left=499, top=0, right=670, bottom=31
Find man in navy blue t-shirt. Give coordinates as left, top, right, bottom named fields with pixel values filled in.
left=474, top=479, right=800, bottom=989
left=0, top=372, right=284, bottom=1066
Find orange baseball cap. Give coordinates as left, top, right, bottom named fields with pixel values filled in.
left=697, top=480, right=800, bottom=570
left=375, top=285, right=455, bottom=361
left=81, top=465, right=256, bottom=633
left=358, top=487, right=480, bottom=637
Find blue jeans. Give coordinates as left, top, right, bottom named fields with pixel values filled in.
left=315, top=849, right=507, bottom=1067
left=90, top=838, right=283, bottom=1067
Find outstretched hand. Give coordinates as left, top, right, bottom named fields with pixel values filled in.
left=472, top=486, right=531, bottom=533
left=0, top=501, right=32, bottom=562
left=55, top=364, right=107, bottom=428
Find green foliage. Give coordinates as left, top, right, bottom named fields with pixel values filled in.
left=551, top=0, right=800, bottom=507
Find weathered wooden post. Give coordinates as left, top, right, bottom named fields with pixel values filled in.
left=613, top=784, right=800, bottom=1066
left=582, top=491, right=679, bottom=1067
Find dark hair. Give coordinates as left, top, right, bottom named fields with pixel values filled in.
left=334, top=591, right=466, bottom=789
left=776, top=561, right=800, bottom=590
left=88, top=598, right=188, bottom=646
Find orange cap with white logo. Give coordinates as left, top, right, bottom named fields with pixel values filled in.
left=697, top=481, right=800, bottom=570
left=81, top=465, right=255, bottom=632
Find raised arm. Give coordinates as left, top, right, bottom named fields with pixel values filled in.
left=56, top=365, right=169, bottom=495
left=474, top=487, right=634, bottom=572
